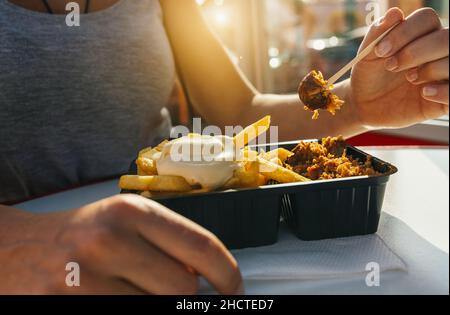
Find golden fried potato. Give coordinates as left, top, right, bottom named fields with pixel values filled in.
left=234, top=116, right=271, bottom=149
left=260, top=148, right=294, bottom=163
left=256, top=157, right=310, bottom=183
left=137, top=167, right=148, bottom=176
left=119, top=175, right=192, bottom=192
left=242, top=148, right=259, bottom=162
left=269, top=157, right=283, bottom=166
left=136, top=157, right=158, bottom=175
left=156, top=140, right=169, bottom=151
left=233, top=163, right=269, bottom=188
left=138, top=140, right=169, bottom=160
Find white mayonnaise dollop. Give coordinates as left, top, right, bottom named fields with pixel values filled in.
left=156, top=135, right=241, bottom=190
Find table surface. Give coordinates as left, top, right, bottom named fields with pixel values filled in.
left=16, top=147, right=450, bottom=295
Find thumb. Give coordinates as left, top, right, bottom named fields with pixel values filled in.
left=360, top=7, right=404, bottom=60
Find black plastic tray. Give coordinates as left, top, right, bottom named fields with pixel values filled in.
left=272, top=142, right=398, bottom=241
left=122, top=140, right=398, bottom=249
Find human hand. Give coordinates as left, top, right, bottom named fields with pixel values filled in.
left=0, top=195, right=243, bottom=294
left=350, top=7, right=449, bottom=129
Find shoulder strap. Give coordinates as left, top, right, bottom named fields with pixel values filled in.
left=42, top=0, right=53, bottom=14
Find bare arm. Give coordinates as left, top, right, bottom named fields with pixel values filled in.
left=159, top=0, right=256, bottom=127
left=159, top=0, right=365, bottom=140
left=160, top=2, right=448, bottom=140
left=247, top=81, right=365, bottom=140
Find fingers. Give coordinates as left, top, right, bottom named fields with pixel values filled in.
left=361, top=7, right=404, bottom=60
left=99, top=195, right=243, bottom=295
left=421, top=83, right=449, bottom=106
left=108, top=235, right=199, bottom=295
left=406, top=58, right=449, bottom=84
left=369, top=7, right=448, bottom=107
left=384, top=28, right=449, bottom=72
left=375, top=8, right=442, bottom=59
left=132, top=197, right=243, bottom=295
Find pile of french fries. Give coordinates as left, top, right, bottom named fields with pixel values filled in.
left=119, top=116, right=310, bottom=196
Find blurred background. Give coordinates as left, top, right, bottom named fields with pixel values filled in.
left=171, top=0, right=449, bottom=145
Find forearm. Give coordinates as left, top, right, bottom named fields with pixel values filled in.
left=241, top=79, right=368, bottom=141
left=161, top=0, right=367, bottom=138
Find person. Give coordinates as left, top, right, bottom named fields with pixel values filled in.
left=0, top=0, right=448, bottom=294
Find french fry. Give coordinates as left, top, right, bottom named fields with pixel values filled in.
left=156, top=140, right=169, bottom=151
left=138, top=140, right=169, bottom=160
left=234, top=116, right=271, bottom=149
left=136, top=157, right=158, bottom=175
left=270, top=157, right=283, bottom=166
left=137, top=167, right=148, bottom=176
left=119, top=175, right=192, bottom=192
left=256, top=157, right=310, bottom=183
left=233, top=163, right=268, bottom=188
left=137, top=140, right=170, bottom=175
left=139, top=148, right=160, bottom=160
left=234, top=170, right=260, bottom=187
left=260, top=148, right=294, bottom=163
left=248, top=161, right=269, bottom=186
left=139, top=147, right=152, bottom=157
left=242, top=148, right=259, bottom=162
left=258, top=174, right=269, bottom=186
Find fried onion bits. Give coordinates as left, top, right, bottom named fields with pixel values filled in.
left=298, top=70, right=344, bottom=120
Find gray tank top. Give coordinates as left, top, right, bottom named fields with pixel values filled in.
left=0, top=0, right=175, bottom=203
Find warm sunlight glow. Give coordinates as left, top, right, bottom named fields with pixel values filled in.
left=214, top=11, right=229, bottom=26
left=269, top=57, right=281, bottom=69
